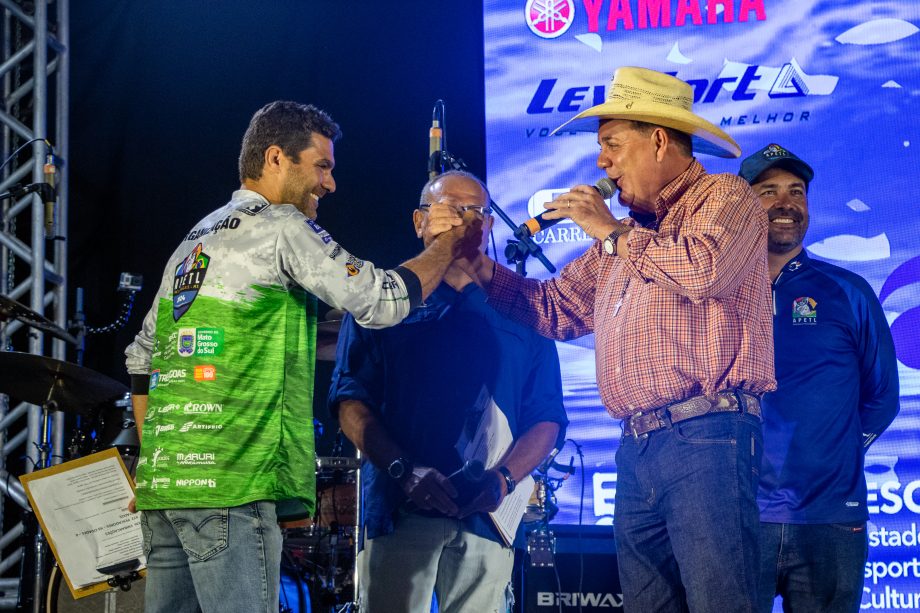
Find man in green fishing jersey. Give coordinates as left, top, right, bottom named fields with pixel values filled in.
left=124, top=101, right=481, bottom=613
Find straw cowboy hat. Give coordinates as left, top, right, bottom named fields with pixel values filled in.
left=551, top=66, right=741, bottom=158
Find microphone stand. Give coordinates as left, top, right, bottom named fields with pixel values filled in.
left=439, top=151, right=555, bottom=277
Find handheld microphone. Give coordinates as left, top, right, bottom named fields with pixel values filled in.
left=516, top=177, right=617, bottom=238
left=428, top=100, right=444, bottom=180
left=43, top=154, right=57, bottom=236
left=446, top=459, right=485, bottom=506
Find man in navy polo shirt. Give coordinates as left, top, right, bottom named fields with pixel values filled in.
left=740, top=144, right=900, bottom=612
left=328, top=170, right=567, bottom=612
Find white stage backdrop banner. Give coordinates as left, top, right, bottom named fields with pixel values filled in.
left=483, top=1, right=920, bottom=609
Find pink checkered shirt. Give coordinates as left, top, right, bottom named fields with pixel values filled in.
left=488, top=160, right=776, bottom=419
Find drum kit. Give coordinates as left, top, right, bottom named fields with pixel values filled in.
left=280, top=455, right=360, bottom=613
left=0, top=293, right=143, bottom=612
left=1, top=298, right=568, bottom=613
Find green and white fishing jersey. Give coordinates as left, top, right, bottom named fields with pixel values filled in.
left=125, top=189, right=416, bottom=512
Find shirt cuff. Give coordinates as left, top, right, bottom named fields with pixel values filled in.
left=392, top=266, right=422, bottom=311
left=130, top=374, right=150, bottom=395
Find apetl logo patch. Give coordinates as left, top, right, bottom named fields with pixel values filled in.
left=173, top=243, right=210, bottom=321
left=792, top=296, right=817, bottom=325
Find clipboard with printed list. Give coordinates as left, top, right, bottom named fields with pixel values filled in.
left=19, top=447, right=146, bottom=599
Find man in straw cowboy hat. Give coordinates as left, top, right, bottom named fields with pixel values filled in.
left=460, top=67, right=776, bottom=611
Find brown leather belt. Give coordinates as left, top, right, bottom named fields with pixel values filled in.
left=623, top=390, right=761, bottom=439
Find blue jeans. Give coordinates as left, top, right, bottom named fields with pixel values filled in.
left=614, top=411, right=763, bottom=613
left=758, top=521, right=868, bottom=613
left=140, top=501, right=282, bottom=613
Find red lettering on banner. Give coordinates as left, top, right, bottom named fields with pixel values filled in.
left=583, top=0, right=766, bottom=33
left=638, top=0, right=670, bottom=28
left=584, top=0, right=605, bottom=32
left=739, top=0, right=766, bottom=22
left=675, top=0, right=703, bottom=26
left=608, top=0, right=636, bottom=29
left=706, top=0, right=733, bottom=23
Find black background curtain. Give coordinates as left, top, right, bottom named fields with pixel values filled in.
left=68, top=0, right=486, bottom=381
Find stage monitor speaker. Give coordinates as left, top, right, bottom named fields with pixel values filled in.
left=513, top=529, right=622, bottom=612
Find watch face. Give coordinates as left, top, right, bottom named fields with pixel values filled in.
left=388, top=459, right=406, bottom=479
left=604, top=237, right=615, bottom=255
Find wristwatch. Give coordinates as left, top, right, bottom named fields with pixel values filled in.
left=387, top=457, right=412, bottom=481
left=496, top=466, right=516, bottom=494
left=603, top=226, right=631, bottom=256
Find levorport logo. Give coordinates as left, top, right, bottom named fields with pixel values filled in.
left=525, top=0, right=575, bottom=39
left=527, top=61, right=836, bottom=116
left=525, top=59, right=838, bottom=140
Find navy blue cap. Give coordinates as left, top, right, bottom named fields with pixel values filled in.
left=739, top=143, right=814, bottom=186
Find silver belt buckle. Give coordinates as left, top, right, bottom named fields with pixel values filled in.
left=629, top=411, right=643, bottom=438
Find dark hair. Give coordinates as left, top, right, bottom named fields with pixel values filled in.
left=628, top=120, right=692, bottom=157
left=419, top=170, right=490, bottom=205
left=238, top=101, right=342, bottom=182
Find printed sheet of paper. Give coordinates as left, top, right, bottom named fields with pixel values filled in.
left=20, top=448, right=146, bottom=598
left=455, top=385, right=533, bottom=546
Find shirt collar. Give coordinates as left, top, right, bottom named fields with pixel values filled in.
left=653, top=158, right=706, bottom=221
left=408, top=283, right=483, bottom=323
left=232, top=189, right=270, bottom=204
left=781, top=249, right=810, bottom=276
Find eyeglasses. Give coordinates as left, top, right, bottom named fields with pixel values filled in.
left=418, top=203, right=492, bottom=216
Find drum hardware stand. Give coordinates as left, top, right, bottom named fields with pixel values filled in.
left=96, top=559, right=142, bottom=613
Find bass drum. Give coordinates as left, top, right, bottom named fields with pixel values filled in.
left=45, top=565, right=144, bottom=613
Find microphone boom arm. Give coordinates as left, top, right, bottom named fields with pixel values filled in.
left=439, top=150, right=555, bottom=276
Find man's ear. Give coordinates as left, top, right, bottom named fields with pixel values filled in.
left=653, top=128, right=668, bottom=162
left=263, top=145, right=285, bottom=175
left=412, top=209, right=425, bottom=239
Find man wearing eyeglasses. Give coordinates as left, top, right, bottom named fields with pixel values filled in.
left=329, top=170, right=567, bottom=612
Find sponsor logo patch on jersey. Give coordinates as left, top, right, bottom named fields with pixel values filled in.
left=792, top=296, right=817, bottom=325
left=178, top=328, right=196, bottom=356
left=193, top=365, right=217, bottom=381
left=173, top=243, right=211, bottom=321
left=345, top=254, right=365, bottom=277
left=306, top=219, right=333, bottom=244
left=176, top=327, right=224, bottom=357
left=239, top=201, right=269, bottom=216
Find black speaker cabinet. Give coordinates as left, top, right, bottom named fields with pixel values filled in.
left=513, top=527, right=622, bottom=612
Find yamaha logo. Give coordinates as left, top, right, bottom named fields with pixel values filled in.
left=525, top=0, right=575, bottom=39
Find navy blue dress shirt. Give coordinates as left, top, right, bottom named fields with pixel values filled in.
left=328, top=282, right=567, bottom=546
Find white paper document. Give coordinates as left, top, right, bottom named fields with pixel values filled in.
left=22, top=449, right=146, bottom=590
left=456, top=386, right=533, bottom=546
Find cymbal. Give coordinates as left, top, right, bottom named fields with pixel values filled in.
left=0, top=352, right=127, bottom=415
left=0, top=294, right=78, bottom=345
